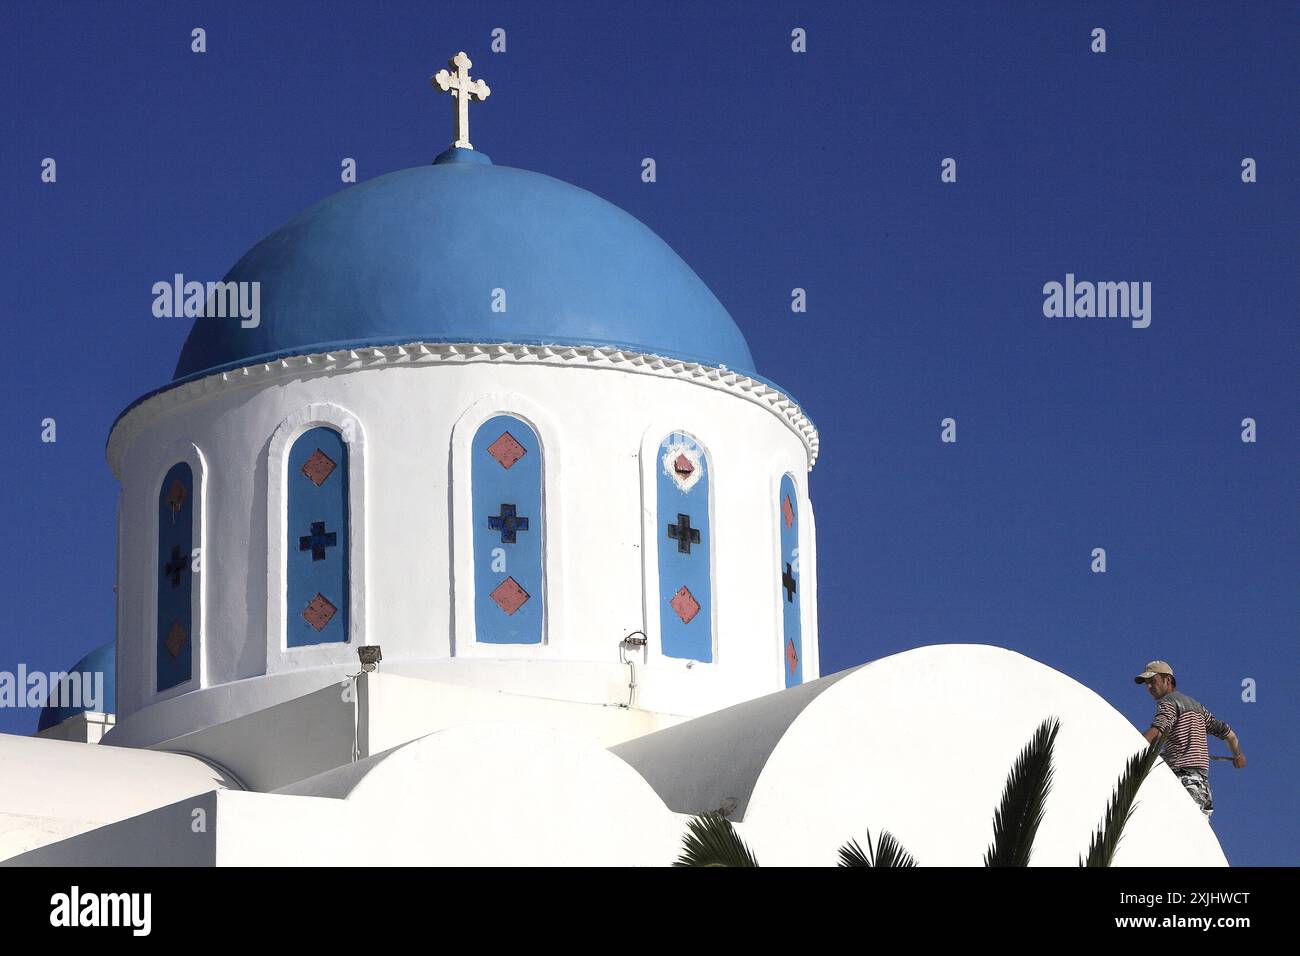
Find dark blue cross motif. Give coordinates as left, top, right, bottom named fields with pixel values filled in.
left=298, top=521, right=338, bottom=561
left=163, top=545, right=188, bottom=588
left=487, top=503, right=529, bottom=544
left=666, top=513, right=701, bottom=554
left=782, top=562, right=798, bottom=603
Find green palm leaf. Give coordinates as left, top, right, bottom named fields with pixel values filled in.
left=1079, top=734, right=1165, bottom=867
left=984, top=717, right=1060, bottom=867
left=838, top=829, right=918, bottom=867
left=673, top=812, right=759, bottom=867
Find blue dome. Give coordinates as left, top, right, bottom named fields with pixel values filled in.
left=36, top=642, right=116, bottom=732
left=173, top=151, right=757, bottom=381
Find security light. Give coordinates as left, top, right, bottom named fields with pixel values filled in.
left=358, top=645, right=382, bottom=672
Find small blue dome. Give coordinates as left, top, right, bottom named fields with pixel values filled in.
left=36, top=642, right=116, bottom=732
left=173, top=153, right=757, bottom=381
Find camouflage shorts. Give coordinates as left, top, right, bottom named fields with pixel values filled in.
left=1173, top=768, right=1214, bottom=818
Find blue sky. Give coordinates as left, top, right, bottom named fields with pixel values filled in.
left=1, top=1, right=1295, bottom=865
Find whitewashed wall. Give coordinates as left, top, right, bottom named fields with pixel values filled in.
left=108, top=348, right=818, bottom=745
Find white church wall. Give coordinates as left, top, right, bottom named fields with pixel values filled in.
left=4, top=791, right=219, bottom=867
left=737, top=645, right=1229, bottom=867
left=108, top=350, right=817, bottom=744
left=0, top=733, right=234, bottom=862
left=136, top=679, right=359, bottom=792
left=105, top=662, right=356, bottom=751
left=246, top=724, right=684, bottom=865
left=357, top=671, right=686, bottom=753
left=34, top=710, right=115, bottom=744
left=11, top=725, right=688, bottom=866
left=6, top=647, right=1232, bottom=866
left=110, top=669, right=685, bottom=793
left=802, top=479, right=822, bottom=680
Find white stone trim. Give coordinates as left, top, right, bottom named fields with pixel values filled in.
left=265, top=403, right=369, bottom=669
left=107, top=343, right=820, bottom=477
left=146, top=440, right=208, bottom=703
left=804, top=485, right=820, bottom=681
left=449, top=394, right=565, bottom=658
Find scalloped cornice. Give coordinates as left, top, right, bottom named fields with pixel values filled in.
left=107, top=342, right=820, bottom=477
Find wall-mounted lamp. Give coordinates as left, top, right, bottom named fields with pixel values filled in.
left=357, top=645, right=383, bottom=673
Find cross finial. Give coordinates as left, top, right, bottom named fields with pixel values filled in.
left=432, top=51, right=491, bottom=150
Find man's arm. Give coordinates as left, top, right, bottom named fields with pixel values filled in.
left=1146, top=699, right=1176, bottom=745
left=1224, top=730, right=1246, bottom=768
left=1206, top=711, right=1246, bottom=768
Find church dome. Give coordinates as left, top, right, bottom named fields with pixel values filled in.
left=36, top=641, right=115, bottom=732
left=173, top=151, right=756, bottom=382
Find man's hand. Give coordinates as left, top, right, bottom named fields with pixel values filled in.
left=1232, top=753, right=1247, bottom=769
left=1143, top=726, right=1161, bottom=745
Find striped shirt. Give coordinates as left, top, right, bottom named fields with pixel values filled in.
left=1151, top=690, right=1232, bottom=771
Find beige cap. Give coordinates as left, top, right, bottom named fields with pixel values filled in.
left=1134, top=660, right=1174, bottom=684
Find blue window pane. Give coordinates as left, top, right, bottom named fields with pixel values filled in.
left=157, top=462, right=194, bottom=691
left=779, top=474, right=802, bottom=686
left=472, top=416, right=543, bottom=644
left=657, top=434, right=712, bottom=662
left=287, top=428, right=349, bottom=646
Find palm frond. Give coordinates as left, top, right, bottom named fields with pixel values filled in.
left=838, top=838, right=872, bottom=867
left=673, top=812, right=759, bottom=867
left=874, top=830, right=918, bottom=867
left=1079, top=733, right=1165, bottom=867
left=839, top=828, right=918, bottom=867
left=984, top=717, right=1060, bottom=867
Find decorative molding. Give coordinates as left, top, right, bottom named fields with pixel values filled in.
left=265, top=402, right=369, bottom=670
left=146, top=440, right=208, bottom=704
left=107, top=343, right=820, bottom=476
left=449, top=393, right=566, bottom=660
left=639, top=424, right=720, bottom=671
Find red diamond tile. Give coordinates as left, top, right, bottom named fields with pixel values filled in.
left=487, top=432, right=526, bottom=469
left=782, top=494, right=795, bottom=529
left=301, top=449, right=337, bottom=487
left=303, top=593, right=338, bottom=631
left=670, top=586, right=701, bottom=625
left=165, top=478, right=189, bottom=514
left=490, top=576, right=530, bottom=615
left=165, top=620, right=188, bottom=658
left=786, top=637, right=799, bottom=674
left=674, top=453, right=694, bottom=476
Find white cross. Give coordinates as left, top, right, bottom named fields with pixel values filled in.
left=432, top=51, right=491, bottom=150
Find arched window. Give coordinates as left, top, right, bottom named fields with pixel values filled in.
left=473, top=415, right=543, bottom=644
left=779, top=474, right=803, bottom=686
left=286, top=427, right=350, bottom=646
left=657, top=432, right=713, bottom=662
left=157, top=462, right=194, bottom=691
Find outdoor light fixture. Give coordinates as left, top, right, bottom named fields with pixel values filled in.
left=357, top=645, right=382, bottom=672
